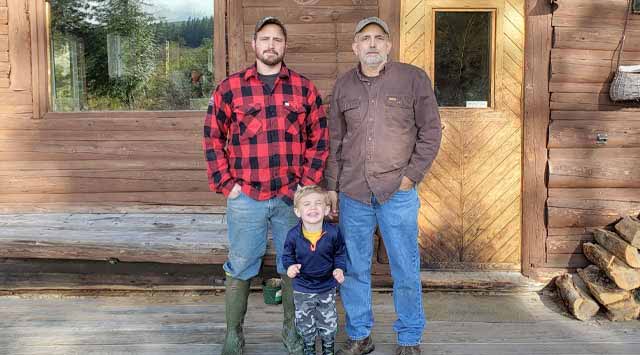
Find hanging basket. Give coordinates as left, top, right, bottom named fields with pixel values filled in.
left=609, top=0, right=640, bottom=102
left=610, top=65, right=640, bottom=102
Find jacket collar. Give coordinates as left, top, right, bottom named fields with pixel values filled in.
left=243, top=62, right=291, bottom=81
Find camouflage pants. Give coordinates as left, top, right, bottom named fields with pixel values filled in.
left=293, top=288, right=338, bottom=343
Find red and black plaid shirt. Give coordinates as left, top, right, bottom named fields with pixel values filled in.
left=203, top=64, right=328, bottom=203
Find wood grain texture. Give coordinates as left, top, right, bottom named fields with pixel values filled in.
left=403, top=0, right=525, bottom=269
left=0, top=213, right=242, bottom=264
left=7, top=0, right=30, bottom=91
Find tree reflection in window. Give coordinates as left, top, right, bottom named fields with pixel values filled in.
left=434, top=11, right=492, bottom=108
left=49, top=0, right=214, bottom=111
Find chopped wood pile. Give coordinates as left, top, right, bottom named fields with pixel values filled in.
left=555, top=215, right=640, bottom=321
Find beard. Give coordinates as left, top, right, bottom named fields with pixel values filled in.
left=256, top=49, right=285, bottom=66
left=363, top=52, right=387, bottom=66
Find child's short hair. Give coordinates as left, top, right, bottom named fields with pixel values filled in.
left=293, top=185, right=330, bottom=208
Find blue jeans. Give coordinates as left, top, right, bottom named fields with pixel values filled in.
left=339, top=188, right=425, bottom=346
left=224, top=192, right=298, bottom=280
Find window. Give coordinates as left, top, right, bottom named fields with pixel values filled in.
left=433, top=11, right=493, bottom=108
left=48, top=0, right=215, bottom=112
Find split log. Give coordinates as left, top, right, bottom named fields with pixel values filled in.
left=577, top=265, right=631, bottom=306
left=615, top=216, right=640, bottom=248
left=593, top=229, right=640, bottom=268
left=582, top=242, right=640, bottom=290
left=554, top=273, right=600, bottom=321
left=605, top=296, right=640, bottom=321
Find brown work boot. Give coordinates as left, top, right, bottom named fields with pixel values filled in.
left=395, top=345, right=422, bottom=355
left=337, top=336, right=374, bottom=355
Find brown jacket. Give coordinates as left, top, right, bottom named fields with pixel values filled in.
left=325, top=62, right=442, bottom=204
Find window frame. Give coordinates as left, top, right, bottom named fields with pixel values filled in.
left=31, top=0, right=226, bottom=119
left=424, top=0, right=504, bottom=110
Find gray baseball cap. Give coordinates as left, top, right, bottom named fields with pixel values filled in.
left=354, top=16, right=390, bottom=35
left=254, top=16, right=287, bottom=39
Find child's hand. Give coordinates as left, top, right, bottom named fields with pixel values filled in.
left=287, top=264, right=301, bottom=278
left=333, top=268, right=345, bottom=284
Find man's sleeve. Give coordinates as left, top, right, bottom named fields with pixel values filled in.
left=324, top=82, right=345, bottom=191
left=300, top=82, right=329, bottom=186
left=203, top=84, right=235, bottom=196
left=404, top=70, right=442, bottom=184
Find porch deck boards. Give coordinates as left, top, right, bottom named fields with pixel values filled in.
left=1, top=292, right=639, bottom=354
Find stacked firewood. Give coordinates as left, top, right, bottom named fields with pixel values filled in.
left=555, top=215, right=640, bottom=321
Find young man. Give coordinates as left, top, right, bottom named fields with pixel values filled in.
left=282, top=185, right=347, bottom=355
left=203, top=16, right=329, bottom=355
left=325, top=17, right=442, bottom=355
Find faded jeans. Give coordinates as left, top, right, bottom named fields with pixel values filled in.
left=339, top=188, right=425, bottom=346
left=224, top=192, right=298, bottom=280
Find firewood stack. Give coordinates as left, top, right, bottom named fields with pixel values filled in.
left=555, top=215, right=640, bottom=321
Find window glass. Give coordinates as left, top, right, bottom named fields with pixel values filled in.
left=433, top=11, right=492, bottom=108
left=49, top=0, right=214, bottom=111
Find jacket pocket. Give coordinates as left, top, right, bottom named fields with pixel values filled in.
left=340, top=98, right=363, bottom=133
left=283, top=101, right=306, bottom=136
left=232, top=103, right=263, bottom=139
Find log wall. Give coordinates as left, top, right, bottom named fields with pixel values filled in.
left=546, top=0, right=640, bottom=270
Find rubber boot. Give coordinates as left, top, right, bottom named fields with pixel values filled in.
left=321, top=339, right=334, bottom=355
left=221, top=276, right=250, bottom=355
left=281, top=275, right=304, bottom=354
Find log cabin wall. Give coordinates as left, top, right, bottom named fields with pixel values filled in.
left=545, top=0, right=640, bottom=271
left=0, top=0, right=227, bottom=214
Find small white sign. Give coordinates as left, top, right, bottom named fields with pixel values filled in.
left=466, top=101, right=488, bottom=108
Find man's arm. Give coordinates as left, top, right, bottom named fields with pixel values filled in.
left=300, top=83, right=329, bottom=186
left=404, top=70, right=442, bottom=183
left=325, top=82, right=345, bottom=192
left=203, top=85, right=235, bottom=196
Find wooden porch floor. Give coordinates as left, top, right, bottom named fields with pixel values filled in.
left=1, top=291, right=639, bottom=354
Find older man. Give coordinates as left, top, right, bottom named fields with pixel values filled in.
left=204, top=16, right=328, bottom=355
left=325, top=17, right=442, bottom=355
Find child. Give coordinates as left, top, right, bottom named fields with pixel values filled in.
left=282, top=185, right=347, bottom=355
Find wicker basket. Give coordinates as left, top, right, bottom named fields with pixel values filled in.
left=609, top=0, right=640, bottom=102
left=610, top=66, right=640, bottom=102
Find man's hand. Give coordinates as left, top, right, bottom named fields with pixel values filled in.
left=287, top=264, right=302, bottom=279
left=328, top=191, right=339, bottom=218
left=228, top=183, right=242, bottom=199
left=333, top=268, right=345, bottom=284
left=399, top=176, right=415, bottom=191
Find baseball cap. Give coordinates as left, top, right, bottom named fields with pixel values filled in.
left=254, top=16, right=287, bottom=39
left=354, top=16, right=390, bottom=36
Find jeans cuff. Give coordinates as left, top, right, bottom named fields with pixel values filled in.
left=349, top=334, right=370, bottom=341
left=398, top=341, right=421, bottom=347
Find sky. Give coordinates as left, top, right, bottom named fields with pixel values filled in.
left=143, top=0, right=214, bottom=22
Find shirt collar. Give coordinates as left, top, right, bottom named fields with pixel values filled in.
left=356, top=61, right=392, bottom=82
left=244, top=63, right=291, bottom=81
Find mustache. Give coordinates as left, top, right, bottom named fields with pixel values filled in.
left=263, top=50, right=279, bottom=55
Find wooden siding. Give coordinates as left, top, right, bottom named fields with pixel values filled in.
left=546, top=0, right=640, bottom=270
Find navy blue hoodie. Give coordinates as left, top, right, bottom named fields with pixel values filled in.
left=282, top=221, right=347, bottom=293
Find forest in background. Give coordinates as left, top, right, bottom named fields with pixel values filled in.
left=50, top=0, right=215, bottom=111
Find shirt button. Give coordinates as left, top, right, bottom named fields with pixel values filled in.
left=370, top=100, right=374, bottom=104
left=368, top=137, right=372, bottom=141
